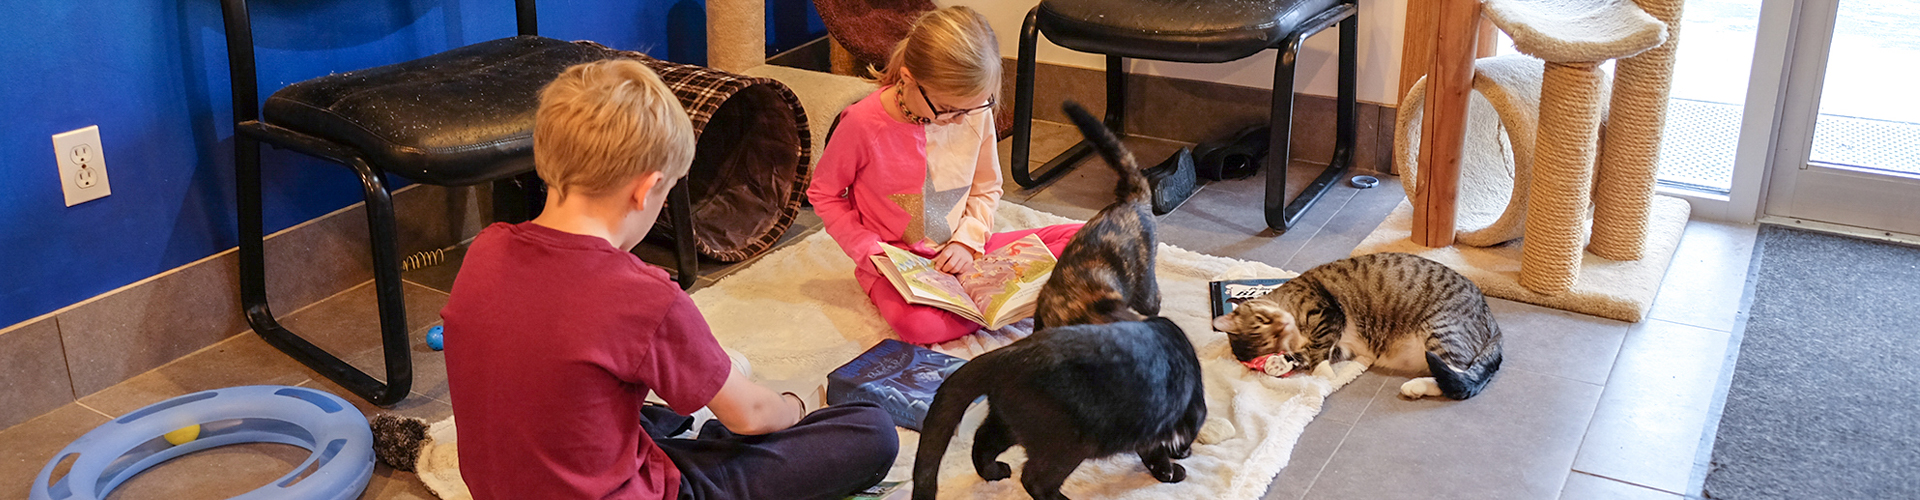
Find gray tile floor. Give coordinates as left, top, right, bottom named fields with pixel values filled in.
left=2, top=121, right=1759, bottom=500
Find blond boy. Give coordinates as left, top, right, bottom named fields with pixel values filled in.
left=442, top=59, right=896, bottom=500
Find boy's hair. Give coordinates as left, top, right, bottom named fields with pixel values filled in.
left=534, top=59, right=696, bottom=201
left=874, top=6, right=1002, bottom=104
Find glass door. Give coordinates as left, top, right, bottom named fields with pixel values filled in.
left=1763, top=0, right=1920, bottom=236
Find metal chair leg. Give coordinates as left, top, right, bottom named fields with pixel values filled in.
left=237, top=136, right=411, bottom=407
left=1011, top=8, right=1066, bottom=189
left=1263, top=4, right=1360, bottom=232
left=669, top=182, right=698, bottom=290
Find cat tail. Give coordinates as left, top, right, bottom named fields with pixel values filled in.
left=1061, top=101, right=1150, bottom=205
left=1425, top=344, right=1502, bottom=400
left=912, top=356, right=994, bottom=500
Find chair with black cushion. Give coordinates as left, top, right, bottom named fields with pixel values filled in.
left=1009, top=0, right=1358, bottom=232
left=217, top=0, right=700, bottom=406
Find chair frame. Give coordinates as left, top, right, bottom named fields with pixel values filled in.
left=1010, top=1, right=1359, bottom=232
left=217, top=0, right=699, bottom=406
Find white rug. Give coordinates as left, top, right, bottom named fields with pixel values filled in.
left=415, top=202, right=1366, bottom=499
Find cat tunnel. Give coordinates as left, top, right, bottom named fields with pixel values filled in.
left=545, top=45, right=817, bottom=263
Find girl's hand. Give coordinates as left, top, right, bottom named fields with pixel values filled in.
left=931, top=243, right=977, bottom=275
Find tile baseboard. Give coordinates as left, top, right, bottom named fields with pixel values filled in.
left=0, top=183, right=487, bottom=429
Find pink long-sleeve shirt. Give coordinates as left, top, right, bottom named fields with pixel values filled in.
left=807, top=88, right=1002, bottom=267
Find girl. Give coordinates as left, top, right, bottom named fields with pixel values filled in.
left=807, top=6, right=1082, bottom=345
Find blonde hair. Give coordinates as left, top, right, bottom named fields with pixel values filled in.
left=875, top=6, right=1002, bottom=103
left=533, top=59, right=696, bottom=201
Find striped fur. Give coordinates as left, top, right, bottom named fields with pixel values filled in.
left=1211, top=253, right=1503, bottom=400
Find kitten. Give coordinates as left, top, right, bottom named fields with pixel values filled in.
left=911, top=318, right=1202, bottom=500
left=1032, top=101, right=1159, bottom=329
left=912, top=102, right=1204, bottom=500
left=1212, top=253, right=1503, bottom=400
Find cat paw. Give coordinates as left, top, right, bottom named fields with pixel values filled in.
left=1197, top=416, right=1235, bottom=445
left=1312, top=360, right=1336, bottom=378
left=1150, top=463, right=1187, bottom=483
left=978, top=461, right=1012, bottom=481
left=1399, top=378, right=1444, bottom=399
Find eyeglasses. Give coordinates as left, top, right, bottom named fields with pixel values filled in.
left=917, top=84, right=995, bottom=120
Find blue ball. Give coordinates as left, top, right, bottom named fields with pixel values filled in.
left=426, top=325, right=445, bottom=351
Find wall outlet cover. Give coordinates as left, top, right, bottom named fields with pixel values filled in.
left=53, top=126, right=111, bottom=206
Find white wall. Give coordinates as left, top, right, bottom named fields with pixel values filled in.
left=944, top=0, right=1408, bottom=105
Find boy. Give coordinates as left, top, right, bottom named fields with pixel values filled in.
left=441, top=59, right=898, bottom=500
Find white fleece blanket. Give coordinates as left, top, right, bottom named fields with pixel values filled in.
left=415, top=203, right=1364, bottom=499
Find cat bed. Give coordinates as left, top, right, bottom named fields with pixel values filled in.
left=583, top=46, right=814, bottom=262
left=410, top=202, right=1371, bottom=500
left=30, top=385, right=373, bottom=500
left=1481, top=0, right=1666, bottom=63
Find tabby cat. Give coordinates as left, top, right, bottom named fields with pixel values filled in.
left=1211, top=252, right=1503, bottom=400
left=912, top=102, right=1204, bottom=500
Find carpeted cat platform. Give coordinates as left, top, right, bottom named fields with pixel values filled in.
left=412, top=202, right=1369, bottom=500
left=1350, top=195, right=1690, bottom=322
left=1703, top=226, right=1920, bottom=499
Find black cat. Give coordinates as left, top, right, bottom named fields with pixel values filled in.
left=911, top=318, right=1204, bottom=500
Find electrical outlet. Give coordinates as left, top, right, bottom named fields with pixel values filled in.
left=52, top=126, right=111, bottom=206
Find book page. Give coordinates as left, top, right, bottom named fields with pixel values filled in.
left=875, top=245, right=986, bottom=322
left=957, top=234, right=1056, bottom=329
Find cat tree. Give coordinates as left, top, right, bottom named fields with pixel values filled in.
left=1355, top=0, right=1690, bottom=322
left=708, top=0, right=878, bottom=169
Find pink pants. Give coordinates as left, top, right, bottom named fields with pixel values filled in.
left=858, top=223, right=1083, bottom=344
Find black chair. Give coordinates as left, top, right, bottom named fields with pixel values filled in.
left=1009, top=0, right=1358, bottom=232
left=217, top=0, right=700, bottom=406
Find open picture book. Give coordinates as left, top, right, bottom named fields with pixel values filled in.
left=869, top=234, right=1055, bottom=329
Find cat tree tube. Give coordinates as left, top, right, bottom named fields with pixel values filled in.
left=1591, top=0, right=1685, bottom=261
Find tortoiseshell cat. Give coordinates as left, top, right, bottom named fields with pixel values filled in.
left=913, top=102, right=1204, bottom=500
left=1212, top=252, right=1503, bottom=400
left=1032, top=101, right=1159, bottom=329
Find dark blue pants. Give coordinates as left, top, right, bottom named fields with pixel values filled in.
left=644, top=402, right=898, bottom=500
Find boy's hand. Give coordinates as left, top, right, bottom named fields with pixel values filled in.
left=931, top=243, right=976, bottom=275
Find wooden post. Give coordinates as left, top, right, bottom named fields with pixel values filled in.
left=1411, top=0, right=1482, bottom=248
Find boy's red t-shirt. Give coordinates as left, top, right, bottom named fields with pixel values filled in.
left=441, top=222, right=730, bottom=500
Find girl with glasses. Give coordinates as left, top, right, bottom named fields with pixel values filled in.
left=807, top=6, right=1084, bottom=345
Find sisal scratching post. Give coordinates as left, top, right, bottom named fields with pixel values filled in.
left=1520, top=62, right=1605, bottom=295
left=707, top=0, right=765, bottom=73
left=829, top=38, right=859, bottom=76
left=1590, top=0, right=1685, bottom=261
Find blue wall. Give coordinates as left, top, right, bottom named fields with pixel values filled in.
left=0, top=0, right=823, bottom=328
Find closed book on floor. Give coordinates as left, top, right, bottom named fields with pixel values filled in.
left=826, top=339, right=967, bottom=430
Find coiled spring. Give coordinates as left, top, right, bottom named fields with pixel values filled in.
left=401, top=247, right=448, bottom=272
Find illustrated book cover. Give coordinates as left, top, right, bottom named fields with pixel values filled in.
left=1208, top=277, right=1292, bottom=327
left=826, top=339, right=968, bottom=430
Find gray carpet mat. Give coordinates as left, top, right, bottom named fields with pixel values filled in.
left=1705, top=226, right=1920, bottom=499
